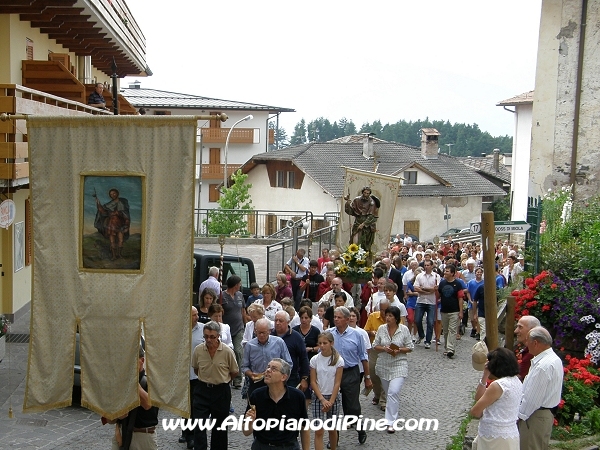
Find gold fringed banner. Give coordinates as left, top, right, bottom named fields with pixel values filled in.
left=25, top=116, right=197, bottom=419
left=338, top=167, right=401, bottom=256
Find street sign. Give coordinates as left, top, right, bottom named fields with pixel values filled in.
left=444, top=214, right=451, bottom=220
left=470, top=222, right=481, bottom=234
left=470, top=221, right=531, bottom=234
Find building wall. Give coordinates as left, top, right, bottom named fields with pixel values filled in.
left=402, top=169, right=439, bottom=186
left=394, top=196, right=483, bottom=242
left=245, top=165, right=338, bottom=215
left=6, top=15, right=71, bottom=84
left=511, top=103, right=533, bottom=221
left=530, top=0, right=600, bottom=199
left=1, top=189, right=31, bottom=318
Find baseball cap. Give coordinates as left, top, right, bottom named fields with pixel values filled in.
left=472, top=341, right=488, bottom=371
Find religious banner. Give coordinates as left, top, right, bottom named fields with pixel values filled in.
left=338, top=167, right=401, bottom=258
left=25, top=116, right=197, bottom=420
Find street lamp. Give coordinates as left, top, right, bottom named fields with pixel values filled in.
left=223, top=114, right=253, bottom=190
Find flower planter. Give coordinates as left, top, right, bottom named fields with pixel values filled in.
left=0, top=335, right=5, bottom=363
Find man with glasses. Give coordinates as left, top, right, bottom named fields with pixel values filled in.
left=242, top=319, right=292, bottom=403
left=244, top=358, right=309, bottom=450
left=318, top=277, right=353, bottom=308
left=413, top=260, right=441, bottom=349
left=191, top=321, right=238, bottom=450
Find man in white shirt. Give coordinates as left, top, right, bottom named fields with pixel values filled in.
left=198, top=266, right=221, bottom=296
left=518, top=326, right=563, bottom=450
left=318, top=277, right=353, bottom=308
left=413, top=261, right=440, bottom=349
left=285, top=248, right=310, bottom=310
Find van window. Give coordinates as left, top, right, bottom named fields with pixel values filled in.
left=223, top=261, right=251, bottom=291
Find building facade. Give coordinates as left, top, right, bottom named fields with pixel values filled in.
left=530, top=0, right=600, bottom=200
left=121, top=83, right=294, bottom=213
left=0, top=0, right=149, bottom=320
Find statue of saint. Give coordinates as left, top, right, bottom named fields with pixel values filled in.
left=344, top=186, right=380, bottom=255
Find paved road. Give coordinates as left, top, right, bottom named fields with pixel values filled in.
left=0, top=242, right=480, bottom=449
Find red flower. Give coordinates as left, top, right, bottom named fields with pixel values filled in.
left=565, top=355, right=571, bottom=361
left=553, top=418, right=558, bottom=426
left=542, top=305, right=551, bottom=312
left=560, top=347, right=564, bottom=351
left=522, top=309, right=529, bottom=316
left=551, top=283, right=557, bottom=289
left=558, top=399, right=565, bottom=409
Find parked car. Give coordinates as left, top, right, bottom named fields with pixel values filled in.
left=193, top=248, right=256, bottom=303
left=440, top=228, right=462, bottom=238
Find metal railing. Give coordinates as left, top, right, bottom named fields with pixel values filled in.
left=194, top=209, right=325, bottom=238
left=266, top=224, right=338, bottom=282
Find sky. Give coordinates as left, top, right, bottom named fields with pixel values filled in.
left=122, top=0, right=542, bottom=139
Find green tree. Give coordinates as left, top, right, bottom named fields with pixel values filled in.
left=290, top=119, right=307, bottom=145
left=268, top=122, right=288, bottom=150
left=488, top=196, right=511, bottom=221
left=205, top=170, right=253, bottom=236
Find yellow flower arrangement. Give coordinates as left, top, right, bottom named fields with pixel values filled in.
left=334, top=244, right=371, bottom=283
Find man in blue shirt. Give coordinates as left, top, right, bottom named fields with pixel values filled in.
left=242, top=319, right=292, bottom=403
left=272, top=311, right=310, bottom=391
left=88, top=83, right=107, bottom=109
left=331, top=306, right=372, bottom=444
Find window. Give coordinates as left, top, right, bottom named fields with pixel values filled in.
left=209, top=184, right=220, bottom=202
left=276, top=171, right=284, bottom=187
left=404, top=171, right=417, bottom=184
left=287, top=171, right=295, bottom=189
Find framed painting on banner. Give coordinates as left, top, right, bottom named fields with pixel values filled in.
left=80, top=173, right=145, bottom=272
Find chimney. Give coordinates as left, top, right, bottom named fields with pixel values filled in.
left=421, top=128, right=440, bottom=159
left=129, top=80, right=141, bottom=89
left=493, top=148, right=500, bottom=173
left=362, top=133, right=375, bottom=158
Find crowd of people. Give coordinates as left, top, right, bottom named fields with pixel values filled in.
left=117, top=235, right=562, bottom=450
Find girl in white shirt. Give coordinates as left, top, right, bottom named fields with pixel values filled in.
left=310, top=331, right=344, bottom=450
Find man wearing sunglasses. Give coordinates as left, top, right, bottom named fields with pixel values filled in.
left=192, top=321, right=239, bottom=450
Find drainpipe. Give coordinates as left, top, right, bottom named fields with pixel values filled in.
left=570, top=0, right=588, bottom=195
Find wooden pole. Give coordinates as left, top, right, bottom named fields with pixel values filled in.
left=505, top=296, right=515, bottom=350
left=481, top=211, right=498, bottom=349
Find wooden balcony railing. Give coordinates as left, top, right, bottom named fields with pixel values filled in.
left=0, top=84, right=111, bottom=182
left=22, top=60, right=86, bottom=104
left=201, top=127, right=254, bottom=144
left=200, top=164, right=241, bottom=179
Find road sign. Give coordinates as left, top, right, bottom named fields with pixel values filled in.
left=470, top=222, right=481, bottom=234
left=444, top=214, right=451, bottom=220
left=470, top=221, right=531, bottom=234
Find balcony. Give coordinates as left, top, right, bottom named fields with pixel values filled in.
left=201, top=127, right=254, bottom=144
left=0, top=0, right=148, bottom=77
left=0, top=83, right=112, bottom=185
left=20, top=59, right=138, bottom=114
left=200, top=164, right=240, bottom=179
